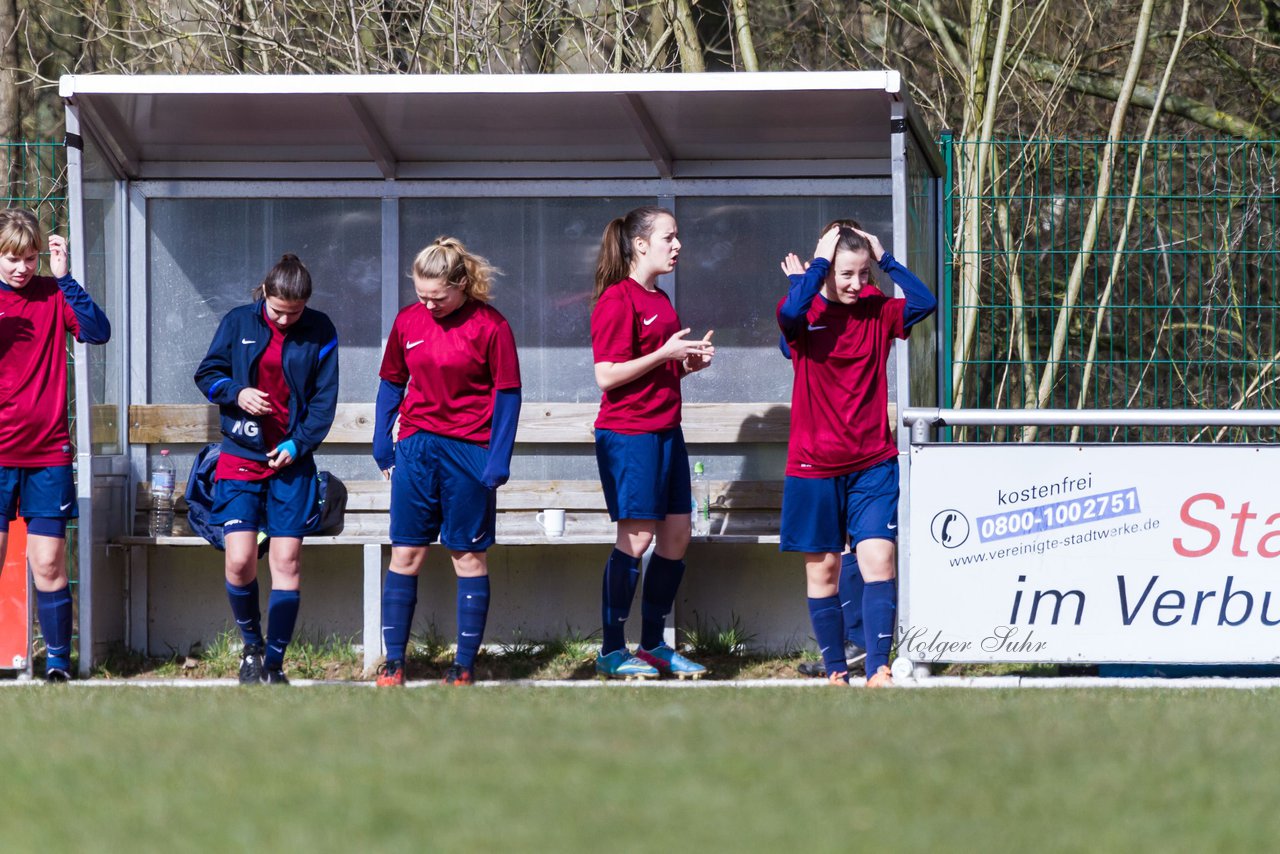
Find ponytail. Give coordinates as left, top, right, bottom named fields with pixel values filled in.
left=253, top=253, right=312, bottom=302
left=412, top=236, right=498, bottom=303
left=592, top=206, right=673, bottom=302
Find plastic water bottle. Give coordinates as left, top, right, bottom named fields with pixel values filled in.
left=691, top=461, right=711, bottom=536
left=150, top=449, right=176, bottom=537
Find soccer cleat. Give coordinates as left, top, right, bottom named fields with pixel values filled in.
left=442, top=664, right=473, bottom=686
left=44, top=667, right=71, bottom=683
left=798, top=642, right=866, bottom=678
left=262, top=667, right=290, bottom=686
left=376, top=660, right=406, bottom=687
left=635, top=645, right=707, bottom=680
left=595, top=649, right=658, bottom=681
left=238, top=643, right=265, bottom=685
left=827, top=670, right=851, bottom=686
left=865, top=665, right=894, bottom=688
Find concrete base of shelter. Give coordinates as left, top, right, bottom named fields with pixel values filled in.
left=131, top=542, right=813, bottom=659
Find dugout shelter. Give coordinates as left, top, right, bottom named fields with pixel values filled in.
left=59, top=72, right=943, bottom=673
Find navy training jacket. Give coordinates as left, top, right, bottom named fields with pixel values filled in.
left=194, top=301, right=340, bottom=460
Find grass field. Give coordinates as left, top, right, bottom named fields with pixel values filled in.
left=1, top=685, right=1277, bottom=852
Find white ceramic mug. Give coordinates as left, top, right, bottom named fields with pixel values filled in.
left=536, top=508, right=566, bottom=537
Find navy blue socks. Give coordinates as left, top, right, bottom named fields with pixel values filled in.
left=862, top=579, right=897, bottom=677
left=601, top=548, right=641, bottom=654
left=808, top=595, right=847, bottom=676
left=36, top=586, right=73, bottom=672
left=840, top=551, right=865, bottom=649
left=641, top=553, right=686, bottom=650
left=381, top=569, right=419, bottom=664
left=455, top=575, right=490, bottom=669
left=264, top=589, right=300, bottom=671
left=226, top=578, right=263, bottom=647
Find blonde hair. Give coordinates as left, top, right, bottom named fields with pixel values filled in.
left=0, top=208, right=44, bottom=257
left=412, top=236, right=499, bottom=303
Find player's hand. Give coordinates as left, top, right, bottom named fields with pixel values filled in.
left=779, top=253, right=808, bottom=277
left=683, top=330, right=715, bottom=374
left=813, top=226, right=841, bottom=263
left=851, top=227, right=885, bottom=262
left=267, top=440, right=296, bottom=470
left=47, top=235, right=69, bottom=279
left=381, top=467, right=394, bottom=481
left=660, top=328, right=714, bottom=363
left=237, top=387, right=273, bottom=415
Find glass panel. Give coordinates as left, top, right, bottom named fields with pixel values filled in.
left=147, top=198, right=382, bottom=406
left=674, top=196, right=894, bottom=404
left=906, top=133, right=940, bottom=408
left=398, top=197, right=650, bottom=403
left=83, top=134, right=125, bottom=454
left=147, top=198, right=381, bottom=476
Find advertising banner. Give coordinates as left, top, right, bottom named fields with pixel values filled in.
left=0, top=519, right=30, bottom=671
left=907, top=444, right=1280, bottom=664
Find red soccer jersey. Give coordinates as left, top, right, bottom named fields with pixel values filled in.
left=780, top=290, right=906, bottom=478
left=591, top=279, right=682, bottom=434
left=380, top=299, right=521, bottom=445
left=217, top=309, right=291, bottom=481
left=0, top=277, right=82, bottom=467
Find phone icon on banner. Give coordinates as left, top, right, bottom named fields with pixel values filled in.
left=930, top=509, right=970, bottom=549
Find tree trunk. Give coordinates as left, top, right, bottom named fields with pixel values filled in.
left=671, top=0, right=705, bottom=72
left=0, top=0, right=19, bottom=141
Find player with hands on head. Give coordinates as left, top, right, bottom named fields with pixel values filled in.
left=777, top=219, right=936, bottom=687
left=372, top=237, right=521, bottom=687
left=195, top=253, right=339, bottom=686
left=0, top=209, right=110, bottom=682
left=590, top=206, right=714, bottom=681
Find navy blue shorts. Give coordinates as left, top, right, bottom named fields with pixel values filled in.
left=212, top=455, right=320, bottom=539
left=0, top=465, right=77, bottom=531
left=780, top=457, right=900, bottom=553
left=391, top=431, right=496, bottom=551
left=594, top=426, right=692, bottom=522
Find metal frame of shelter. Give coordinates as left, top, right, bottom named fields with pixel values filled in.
left=60, top=72, right=945, bottom=673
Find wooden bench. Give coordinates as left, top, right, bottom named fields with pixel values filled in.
left=116, top=400, right=893, bottom=666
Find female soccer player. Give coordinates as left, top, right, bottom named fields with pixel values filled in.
left=373, top=237, right=521, bottom=687
left=777, top=223, right=936, bottom=686
left=590, top=206, right=714, bottom=680
left=0, top=208, right=110, bottom=681
left=195, top=254, right=339, bottom=685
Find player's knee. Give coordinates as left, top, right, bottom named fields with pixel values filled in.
left=619, top=529, right=654, bottom=557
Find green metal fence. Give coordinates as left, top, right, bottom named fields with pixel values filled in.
left=943, top=137, right=1280, bottom=443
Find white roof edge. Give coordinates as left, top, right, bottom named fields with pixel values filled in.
left=58, top=71, right=898, bottom=98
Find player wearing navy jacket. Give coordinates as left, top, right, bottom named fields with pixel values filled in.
left=373, top=237, right=521, bottom=687
left=777, top=224, right=936, bottom=687
left=590, top=207, right=715, bottom=680
left=195, top=254, right=339, bottom=685
left=0, top=208, right=110, bottom=681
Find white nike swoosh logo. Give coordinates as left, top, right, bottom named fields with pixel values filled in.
left=406, top=340, right=424, bottom=349
left=807, top=324, right=827, bottom=331
left=461, top=632, right=480, bottom=637
left=887, top=523, right=897, bottom=530
left=799, top=463, right=813, bottom=469
left=472, top=534, right=485, bottom=542
left=877, top=633, right=892, bottom=639
left=305, top=514, right=320, bottom=527
left=241, top=338, right=256, bottom=345
left=643, top=315, right=658, bottom=326
left=60, top=501, right=73, bottom=511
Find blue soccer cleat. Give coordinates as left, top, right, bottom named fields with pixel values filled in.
left=595, top=649, right=658, bottom=681
left=635, top=645, right=707, bottom=680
